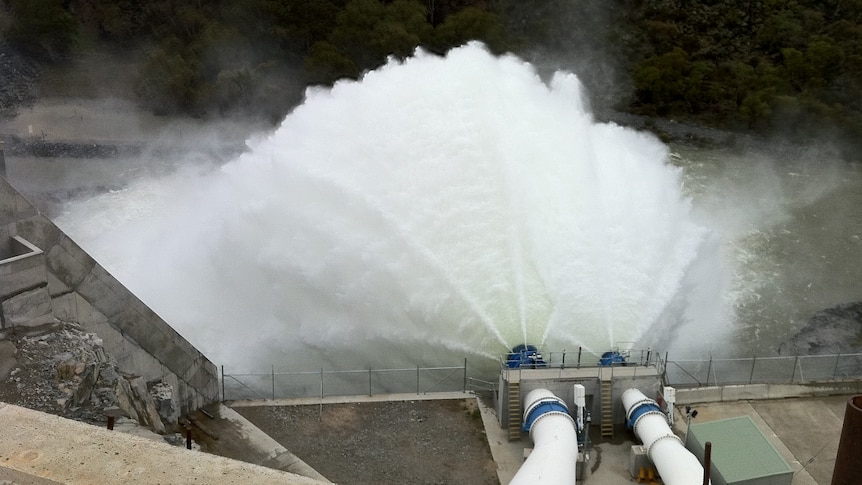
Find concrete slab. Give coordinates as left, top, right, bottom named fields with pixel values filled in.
left=0, top=402, right=327, bottom=485
left=669, top=396, right=849, bottom=485
left=189, top=403, right=331, bottom=483
left=752, top=396, right=845, bottom=485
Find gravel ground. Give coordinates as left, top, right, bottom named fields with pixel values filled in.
left=233, top=399, right=498, bottom=485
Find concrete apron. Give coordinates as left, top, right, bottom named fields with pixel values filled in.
left=0, top=402, right=327, bottom=485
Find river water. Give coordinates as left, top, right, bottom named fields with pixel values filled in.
left=670, top=142, right=862, bottom=356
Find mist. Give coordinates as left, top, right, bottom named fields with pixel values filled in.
left=5, top=43, right=858, bottom=375
left=34, top=44, right=731, bottom=373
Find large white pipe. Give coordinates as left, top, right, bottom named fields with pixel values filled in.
left=510, top=388, right=578, bottom=485
left=622, top=388, right=709, bottom=485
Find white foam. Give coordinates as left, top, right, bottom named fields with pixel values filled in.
left=56, top=43, right=715, bottom=371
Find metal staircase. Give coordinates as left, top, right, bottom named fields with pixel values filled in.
left=507, top=382, right=521, bottom=441
left=601, top=379, right=614, bottom=438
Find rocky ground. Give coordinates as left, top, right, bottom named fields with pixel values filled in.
left=0, top=321, right=189, bottom=445
left=231, top=399, right=499, bottom=485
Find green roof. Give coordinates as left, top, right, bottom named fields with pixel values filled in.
left=689, top=416, right=792, bottom=483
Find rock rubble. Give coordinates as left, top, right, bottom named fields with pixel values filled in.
left=0, top=321, right=186, bottom=444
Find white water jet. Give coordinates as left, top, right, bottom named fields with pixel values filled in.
left=56, top=43, right=718, bottom=371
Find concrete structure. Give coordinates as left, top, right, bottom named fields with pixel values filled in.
left=673, top=381, right=862, bottom=405
left=496, top=354, right=861, bottom=484
left=0, top=176, right=218, bottom=414
left=688, top=415, right=792, bottom=485
left=497, top=361, right=662, bottom=430
left=0, top=402, right=327, bottom=485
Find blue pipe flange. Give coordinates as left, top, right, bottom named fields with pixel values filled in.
left=626, top=400, right=663, bottom=430
left=523, top=398, right=571, bottom=432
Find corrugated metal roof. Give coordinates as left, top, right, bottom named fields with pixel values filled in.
left=688, top=415, right=792, bottom=484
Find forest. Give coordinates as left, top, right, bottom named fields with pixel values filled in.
left=2, top=0, right=861, bottom=152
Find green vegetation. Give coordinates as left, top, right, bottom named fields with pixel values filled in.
left=627, top=0, right=862, bottom=151
left=5, top=0, right=77, bottom=59
left=3, top=0, right=862, bottom=152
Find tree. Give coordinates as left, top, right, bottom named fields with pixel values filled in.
left=805, top=38, right=845, bottom=84
left=433, top=7, right=507, bottom=54
left=7, top=0, right=77, bottom=59
left=757, top=8, right=807, bottom=55
left=634, top=48, right=695, bottom=114
left=135, top=38, right=200, bottom=115
left=304, top=40, right=360, bottom=83
left=328, top=0, right=432, bottom=72
left=780, top=48, right=813, bottom=91
left=92, top=0, right=143, bottom=43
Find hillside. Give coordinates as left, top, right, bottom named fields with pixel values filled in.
left=2, top=0, right=860, bottom=157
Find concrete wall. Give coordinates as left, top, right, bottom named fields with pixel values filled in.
left=0, top=176, right=218, bottom=414
left=675, top=379, right=862, bottom=405
left=498, top=373, right=662, bottom=428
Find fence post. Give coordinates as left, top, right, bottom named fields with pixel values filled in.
left=833, top=353, right=841, bottom=379
left=221, top=365, right=225, bottom=402
left=416, top=366, right=420, bottom=395
left=706, top=356, right=712, bottom=386
left=463, top=358, right=467, bottom=392
left=749, top=355, right=757, bottom=384
left=790, top=356, right=798, bottom=382
left=0, top=139, right=6, bottom=178
left=664, top=352, right=669, bottom=383
left=368, top=367, right=373, bottom=396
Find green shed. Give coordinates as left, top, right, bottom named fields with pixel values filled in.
left=687, top=416, right=793, bottom=485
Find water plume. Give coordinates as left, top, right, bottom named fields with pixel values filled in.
left=57, top=43, right=714, bottom=371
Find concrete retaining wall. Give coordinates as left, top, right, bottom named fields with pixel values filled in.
left=0, top=176, right=218, bottom=414
left=675, top=379, right=862, bottom=404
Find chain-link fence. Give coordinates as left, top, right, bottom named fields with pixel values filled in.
left=664, top=352, right=862, bottom=387
left=221, top=351, right=862, bottom=400
left=221, top=361, right=469, bottom=401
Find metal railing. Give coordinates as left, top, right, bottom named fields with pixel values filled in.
left=663, top=352, right=862, bottom=387
left=499, top=346, right=664, bottom=372
left=221, top=360, right=469, bottom=401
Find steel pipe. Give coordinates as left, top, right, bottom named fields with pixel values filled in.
left=510, top=388, right=578, bottom=485
left=832, top=395, right=862, bottom=485
left=622, top=388, right=709, bottom=485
